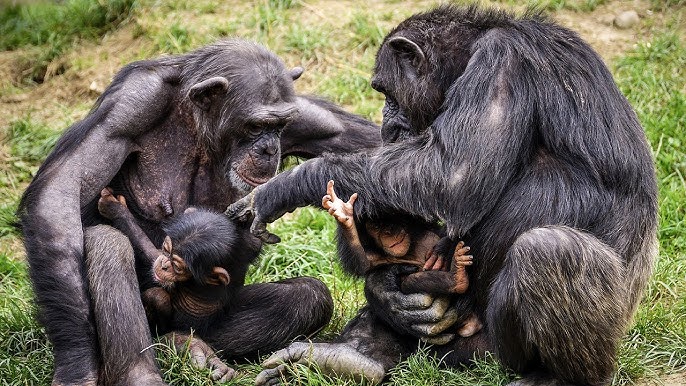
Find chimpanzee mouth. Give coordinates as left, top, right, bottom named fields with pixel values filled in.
left=229, top=168, right=271, bottom=195
left=388, top=233, right=407, bottom=249
left=236, top=171, right=271, bottom=187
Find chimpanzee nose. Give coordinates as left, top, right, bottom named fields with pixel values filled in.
left=264, top=143, right=277, bottom=155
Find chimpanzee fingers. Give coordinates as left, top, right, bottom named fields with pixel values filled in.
left=117, top=195, right=127, bottom=207
left=225, top=194, right=253, bottom=222
left=326, top=180, right=338, bottom=201
left=100, top=187, right=114, bottom=198
left=255, top=364, right=288, bottom=386
left=430, top=256, right=444, bottom=271
left=454, top=255, right=474, bottom=266
left=454, top=244, right=470, bottom=257
left=252, top=225, right=281, bottom=244
left=392, top=295, right=453, bottom=327
left=421, top=333, right=457, bottom=345
left=347, top=192, right=358, bottom=206
left=423, top=254, right=437, bottom=271
left=262, top=342, right=311, bottom=369
left=322, top=195, right=332, bottom=209
left=413, top=305, right=459, bottom=338
left=455, top=240, right=465, bottom=250
left=390, top=292, right=436, bottom=312
left=207, top=356, right=236, bottom=382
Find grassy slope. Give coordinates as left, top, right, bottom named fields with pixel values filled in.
left=1, top=0, right=685, bottom=385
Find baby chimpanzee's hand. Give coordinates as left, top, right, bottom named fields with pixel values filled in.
left=97, top=187, right=129, bottom=220
left=322, top=180, right=358, bottom=229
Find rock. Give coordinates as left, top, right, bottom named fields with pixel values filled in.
left=614, top=10, right=640, bottom=29
left=89, top=80, right=104, bottom=95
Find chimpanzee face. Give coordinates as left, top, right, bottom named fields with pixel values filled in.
left=226, top=118, right=289, bottom=196
left=189, top=61, right=301, bottom=196
left=371, top=34, right=448, bottom=144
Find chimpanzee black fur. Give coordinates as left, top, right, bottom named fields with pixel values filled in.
left=98, top=202, right=334, bottom=382
left=18, top=39, right=378, bottom=386
left=230, top=5, right=658, bottom=386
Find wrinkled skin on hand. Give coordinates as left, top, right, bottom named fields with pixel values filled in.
left=225, top=189, right=281, bottom=244
left=163, top=332, right=236, bottom=382
left=255, top=342, right=385, bottom=386
left=365, top=264, right=459, bottom=345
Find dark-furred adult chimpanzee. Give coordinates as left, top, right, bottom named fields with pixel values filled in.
left=18, top=39, right=379, bottom=386
left=229, top=5, right=658, bottom=386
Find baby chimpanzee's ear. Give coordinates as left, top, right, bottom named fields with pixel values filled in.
left=206, top=267, right=230, bottom=286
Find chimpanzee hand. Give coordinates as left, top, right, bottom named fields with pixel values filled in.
left=322, top=180, right=358, bottom=230
left=365, top=264, right=458, bottom=345
left=97, top=187, right=129, bottom=220
left=163, top=332, right=236, bottom=382
left=225, top=189, right=282, bottom=244
left=255, top=342, right=385, bottom=386
left=423, top=236, right=456, bottom=271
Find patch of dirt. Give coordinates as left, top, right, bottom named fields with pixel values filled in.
left=637, top=372, right=686, bottom=385
left=554, top=0, right=658, bottom=63
left=0, top=23, right=151, bottom=129
left=0, top=0, right=678, bottom=129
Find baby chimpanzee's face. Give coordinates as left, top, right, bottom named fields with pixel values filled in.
left=366, top=223, right=411, bottom=257
left=152, top=236, right=193, bottom=289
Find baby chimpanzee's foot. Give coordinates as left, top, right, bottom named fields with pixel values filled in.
left=457, top=312, right=482, bottom=337
left=451, top=241, right=473, bottom=293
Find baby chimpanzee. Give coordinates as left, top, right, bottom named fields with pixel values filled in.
left=322, top=180, right=481, bottom=337
left=97, top=188, right=260, bottom=335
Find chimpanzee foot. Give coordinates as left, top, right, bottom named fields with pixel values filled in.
left=255, top=342, right=385, bottom=385
left=165, top=332, right=236, bottom=382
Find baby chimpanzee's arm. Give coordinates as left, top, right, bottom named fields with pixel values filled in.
left=97, top=188, right=159, bottom=265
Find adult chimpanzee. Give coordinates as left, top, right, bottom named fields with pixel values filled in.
left=229, top=5, right=658, bottom=386
left=18, top=39, right=379, bottom=386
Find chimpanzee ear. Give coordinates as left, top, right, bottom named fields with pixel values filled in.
left=162, top=236, right=173, bottom=254
left=207, top=267, right=230, bottom=286
left=188, top=76, right=229, bottom=111
left=387, top=36, right=427, bottom=74
left=289, top=67, right=304, bottom=81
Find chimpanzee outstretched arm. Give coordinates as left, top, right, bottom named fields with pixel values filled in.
left=228, top=30, right=531, bottom=241
left=97, top=188, right=160, bottom=265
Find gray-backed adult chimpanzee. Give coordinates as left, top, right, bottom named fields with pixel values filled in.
left=17, top=39, right=379, bottom=386
left=229, top=5, right=658, bottom=386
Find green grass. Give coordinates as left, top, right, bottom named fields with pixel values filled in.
left=0, top=0, right=135, bottom=83
left=0, top=0, right=685, bottom=385
left=612, top=30, right=686, bottom=383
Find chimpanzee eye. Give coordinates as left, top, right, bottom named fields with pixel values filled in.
left=172, top=262, right=184, bottom=275
left=247, top=124, right=263, bottom=137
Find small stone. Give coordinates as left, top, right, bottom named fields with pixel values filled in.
left=614, top=10, right=640, bottom=29
left=89, top=80, right=104, bottom=94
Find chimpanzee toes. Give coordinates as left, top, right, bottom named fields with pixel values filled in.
left=254, top=364, right=288, bottom=386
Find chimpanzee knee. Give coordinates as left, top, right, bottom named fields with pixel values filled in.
left=487, top=226, right=627, bottom=385
left=205, top=277, right=333, bottom=359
